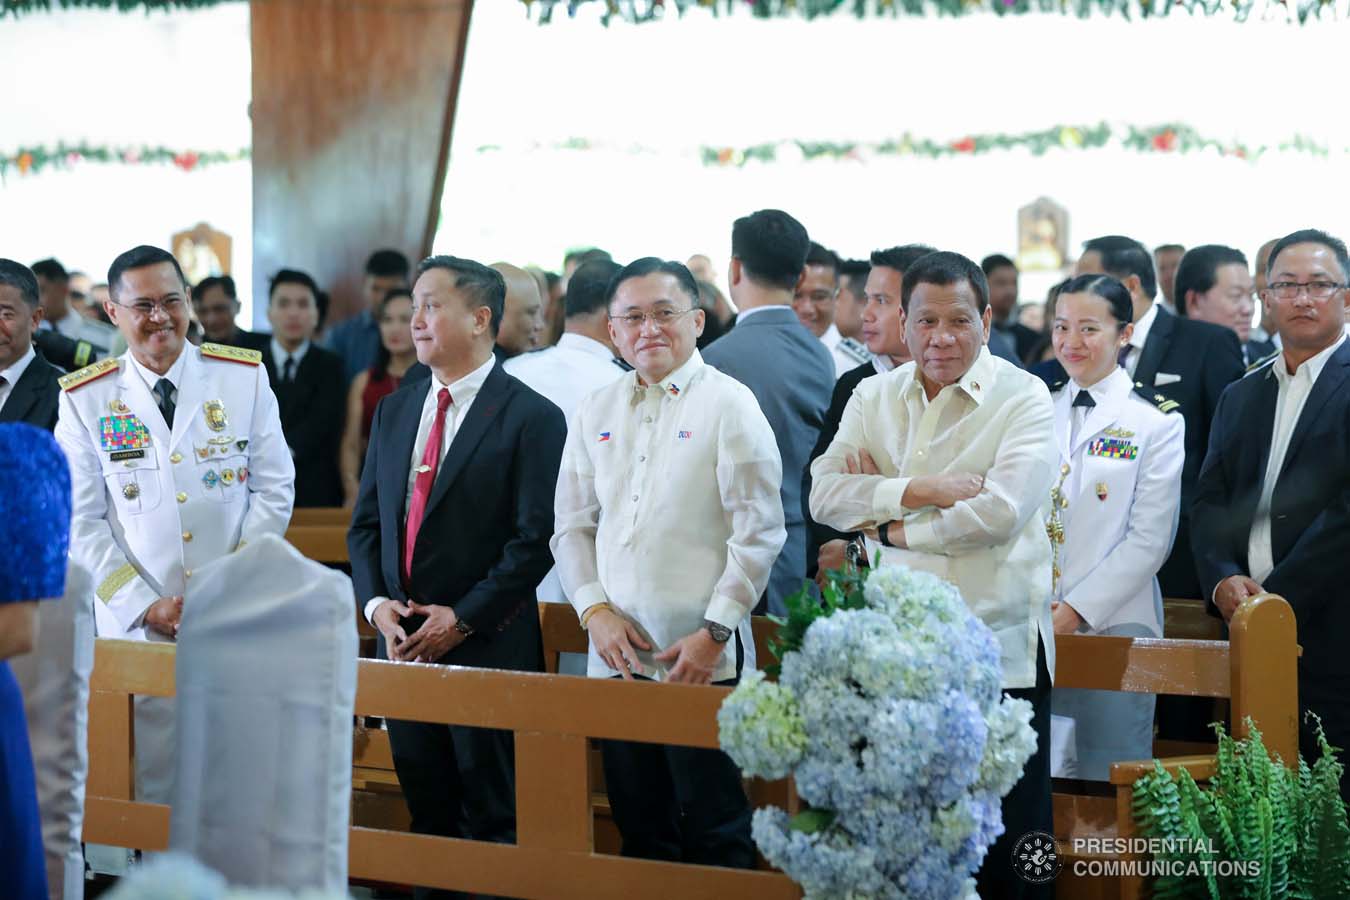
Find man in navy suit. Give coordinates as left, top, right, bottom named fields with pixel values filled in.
left=1192, top=228, right=1350, bottom=800
left=348, top=256, right=565, bottom=899
left=0, top=260, right=62, bottom=431
left=702, top=209, right=835, bottom=615
left=1073, top=235, right=1245, bottom=601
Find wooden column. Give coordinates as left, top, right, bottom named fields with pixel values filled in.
left=250, top=0, right=474, bottom=326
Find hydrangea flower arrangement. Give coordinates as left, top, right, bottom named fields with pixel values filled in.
left=718, top=565, right=1037, bottom=900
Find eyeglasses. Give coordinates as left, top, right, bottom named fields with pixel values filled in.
left=608, top=308, right=696, bottom=329
left=1266, top=281, right=1344, bottom=300
left=114, top=297, right=186, bottom=318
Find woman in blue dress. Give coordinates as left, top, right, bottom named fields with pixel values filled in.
left=1, top=422, right=73, bottom=899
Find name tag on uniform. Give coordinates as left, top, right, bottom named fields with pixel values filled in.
left=99, top=415, right=151, bottom=456
left=1087, top=437, right=1138, bottom=460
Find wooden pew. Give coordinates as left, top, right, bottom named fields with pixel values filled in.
left=83, top=640, right=800, bottom=899
left=1050, top=593, right=1299, bottom=900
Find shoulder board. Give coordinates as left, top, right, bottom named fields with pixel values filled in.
left=838, top=337, right=870, bottom=363
left=201, top=343, right=262, bottom=366
left=1133, top=383, right=1180, bottom=413
left=58, top=357, right=119, bottom=392
left=1246, top=350, right=1280, bottom=375
left=1048, top=379, right=1067, bottom=394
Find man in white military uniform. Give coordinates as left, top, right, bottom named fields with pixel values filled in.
left=54, top=245, right=293, bottom=804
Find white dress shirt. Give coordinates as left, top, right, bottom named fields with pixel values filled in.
left=552, top=350, right=786, bottom=682
left=505, top=333, right=626, bottom=605
left=0, top=343, right=36, bottom=415
left=1247, top=334, right=1348, bottom=583
left=362, top=353, right=495, bottom=624
left=503, top=333, right=624, bottom=421
left=269, top=338, right=311, bottom=379
left=1120, top=302, right=1160, bottom=377
left=127, top=344, right=188, bottom=410
left=809, top=347, right=1058, bottom=689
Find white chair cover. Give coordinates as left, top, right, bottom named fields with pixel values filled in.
left=168, top=533, right=356, bottom=891
left=12, top=562, right=96, bottom=900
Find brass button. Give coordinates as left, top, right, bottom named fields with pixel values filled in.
left=170, top=452, right=183, bottom=464
left=176, top=492, right=188, bottom=503
left=182, top=531, right=193, bottom=542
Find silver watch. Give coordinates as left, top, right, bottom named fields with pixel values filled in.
left=703, top=620, right=732, bottom=643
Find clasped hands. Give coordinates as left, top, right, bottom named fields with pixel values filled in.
left=372, top=599, right=468, bottom=662
left=1214, top=574, right=1264, bottom=623
left=587, top=608, right=722, bottom=685
left=145, top=595, right=184, bottom=639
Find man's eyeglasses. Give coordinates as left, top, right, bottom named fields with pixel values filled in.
left=114, top=297, right=187, bottom=318
left=1266, top=281, right=1345, bottom=300
left=608, top=308, right=695, bottom=329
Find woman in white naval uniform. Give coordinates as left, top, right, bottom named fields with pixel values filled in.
left=1047, top=274, right=1184, bottom=780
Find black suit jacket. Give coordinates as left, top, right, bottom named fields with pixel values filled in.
left=347, top=361, right=565, bottom=672
left=263, top=344, right=347, bottom=507
left=0, top=350, right=62, bottom=431
left=1192, top=340, right=1350, bottom=685
left=1033, top=307, right=1244, bottom=598
left=803, top=360, right=877, bottom=579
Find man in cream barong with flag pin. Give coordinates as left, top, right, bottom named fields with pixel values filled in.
left=54, top=245, right=293, bottom=808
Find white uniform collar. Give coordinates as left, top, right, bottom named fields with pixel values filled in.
left=820, top=322, right=842, bottom=350
left=127, top=345, right=188, bottom=394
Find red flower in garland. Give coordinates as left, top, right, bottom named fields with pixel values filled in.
left=952, top=137, right=976, bottom=154
left=173, top=151, right=200, bottom=172
left=1151, top=129, right=1177, bottom=152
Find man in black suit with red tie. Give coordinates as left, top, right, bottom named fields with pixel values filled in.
left=348, top=255, right=565, bottom=899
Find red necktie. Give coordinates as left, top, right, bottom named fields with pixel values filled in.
left=403, top=387, right=451, bottom=585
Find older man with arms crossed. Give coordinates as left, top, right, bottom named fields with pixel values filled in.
left=810, top=251, right=1058, bottom=899
left=552, top=257, right=786, bottom=869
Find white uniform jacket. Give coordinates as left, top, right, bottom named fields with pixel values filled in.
left=54, top=344, right=295, bottom=641
left=1051, top=368, right=1185, bottom=636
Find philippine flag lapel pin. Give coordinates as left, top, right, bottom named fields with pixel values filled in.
left=677, top=430, right=692, bottom=441
left=598, top=431, right=611, bottom=443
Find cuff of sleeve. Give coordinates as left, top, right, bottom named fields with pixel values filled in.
left=1060, top=593, right=1100, bottom=632
left=364, top=596, right=390, bottom=626
left=705, top=594, right=748, bottom=631
left=873, top=477, right=911, bottom=523
left=572, top=582, right=610, bottom=620
left=902, top=512, right=940, bottom=553
left=97, top=564, right=157, bottom=634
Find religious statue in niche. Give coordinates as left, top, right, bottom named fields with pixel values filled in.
left=1017, top=197, right=1069, bottom=272
left=172, top=222, right=232, bottom=285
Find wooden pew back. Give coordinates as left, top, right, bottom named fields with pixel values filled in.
left=83, top=640, right=800, bottom=898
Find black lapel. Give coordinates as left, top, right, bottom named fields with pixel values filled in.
left=0, top=359, right=39, bottom=423
left=1244, top=366, right=1280, bottom=483
left=420, top=362, right=510, bottom=521
left=1134, top=305, right=1174, bottom=387
left=1279, top=343, right=1350, bottom=479
left=379, top=383, right=425, bottom=517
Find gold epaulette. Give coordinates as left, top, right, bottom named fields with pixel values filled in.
left=201, top=343, right=262, bottom=366
left=58, top=357, right=119, bottom=392
left=1133, top=382, right=1180, bottom=414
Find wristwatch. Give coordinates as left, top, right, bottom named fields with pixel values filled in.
left=879, top=521, right=894, bottom=548
left=703, top=620, right=732, bottom=644
left=454, top=617, right=475, bottom=637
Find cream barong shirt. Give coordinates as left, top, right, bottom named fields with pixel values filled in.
left=809, top=347, right=1058, bottom=689
left=551, top=350, right=786, bottom=682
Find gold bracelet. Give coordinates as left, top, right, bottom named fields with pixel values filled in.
left=580, top=602, right=614, bottom=630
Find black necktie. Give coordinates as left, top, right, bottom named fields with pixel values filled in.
left=1072, top=391, right=1096, bottom=408
left=283, top=355, right=296, bottom=383
left=153, top=378, right=175, bottom=429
